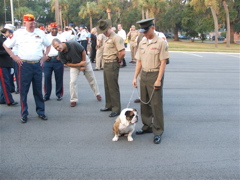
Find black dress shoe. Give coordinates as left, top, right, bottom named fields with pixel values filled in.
left=134, top=98, right=141, bottom=103
left=38, top=114, right=48, bottom=120
left=100, top=108, right=112, bottom=111
left=7, top=102, right=18, bottom=106
left=43, top=98, right=49, bottom=101
left=136, top=129, right=153, bottom=135
left=57, top=97, right=62, bottom=101
left=109, top=112, right=120, bottom=117
left=20, top=117, right=28, bottom=123
left=153, top=136, right=161, bottom=144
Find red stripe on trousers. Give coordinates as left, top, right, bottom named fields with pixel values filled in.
left=0, top=67, right=11, bottom=104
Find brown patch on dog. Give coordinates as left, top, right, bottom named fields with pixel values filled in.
left=112, top=117, right=121, bottom=134
left=125, top=110, right=135, bottom=121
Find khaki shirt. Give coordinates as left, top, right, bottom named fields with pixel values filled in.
left=97, top=33, right=107, bottom=49
left=103, top=32, right=125, bottom=60
left=135, top=34, right=169, bottom=70
left=128, top=30, right=138, bottom=41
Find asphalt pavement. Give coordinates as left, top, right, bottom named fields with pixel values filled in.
left=0, top=49, right=239, bottom=179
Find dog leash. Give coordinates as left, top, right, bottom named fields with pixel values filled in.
left=126, top=88, right=135, bottom=108
left=136, top=87, right=155, bottom=105
left=127, top=87, right=155, bottom=108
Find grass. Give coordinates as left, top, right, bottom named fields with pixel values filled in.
left=168, top=40, right=240, bottom=53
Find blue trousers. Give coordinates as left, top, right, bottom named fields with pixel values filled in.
left=80, top=40, right=88, bottom=54
left=43, top=58, right=64, bottom=99
left=19, top=62, right=44, bottom=118
left=0, top=67, right=15, bottom=104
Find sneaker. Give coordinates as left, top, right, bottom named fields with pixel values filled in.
left=38, top=114, right=48, bottom=120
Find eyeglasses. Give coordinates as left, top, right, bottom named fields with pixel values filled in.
left=26, top=22, right=36, bottom=26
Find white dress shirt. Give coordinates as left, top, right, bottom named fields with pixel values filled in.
left=117, top=29, right=126, bottom=41
left=4, top=28, right=50, bottom=61
left=78, top=29, right=88, bottom=41
left=46, top=33, right=62, bottom=57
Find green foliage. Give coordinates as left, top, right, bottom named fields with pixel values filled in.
left=234, top=22, right=240, bottom=33
left=182, top=4, right=213, bottom=42
left=120, top=6, right=141, bottom=30
left=159, top=0, right=184, bottom=31
left=199, top=33, right=207, bottom=42
left=0, top=0, right=12, bottom=25
left=221, top=31, right=226, bottom=38
left=186, top=30, right=198, bottom=38
left=0, top=0, right=239, bottom=39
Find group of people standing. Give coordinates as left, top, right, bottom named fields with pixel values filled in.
left=96, top=18, right=169, bottom=144
left=1, top=14, right=169, bottom=144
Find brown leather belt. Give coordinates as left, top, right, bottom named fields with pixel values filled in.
left=21, top=60, right=40, bottom=64
left=104, top=59, right=118, bottom=63
left=142, top=68, right=159, bottom=72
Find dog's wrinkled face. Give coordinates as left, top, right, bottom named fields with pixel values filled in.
left=120, top=108, right=138, bottom=126
left=125, top=110, right=138, bottom=124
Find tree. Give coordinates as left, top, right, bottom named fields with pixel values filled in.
left=222, top=0, right=230, bottom=47
left=79, top=1, right=98, bottom=30
left=138, top=0, right=165, bottom=28
left=182, top=4, right=213, bottom=42
left=229, top=0, right=240, bottom=43
left=50, top=0, right=68, bottom=28
left=14, top=7, right=34, bottom=22
left=160, top=0, right=187, bottom=41
left=97, top=0, right=118, bottom=20
left=190, top=0, right=220, bottom=47
left=119, top=1, right=141, bottom=29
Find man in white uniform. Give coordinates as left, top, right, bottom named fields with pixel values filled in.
left=43, top=22, right=64, bottom=102
left=117, top=24, right=127, bottom=67
left=3, top=14, right=51, bottom=123
left=77, top=25, right=89, bottom=54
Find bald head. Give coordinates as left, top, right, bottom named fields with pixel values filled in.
left=52, top=38, right=66, bottom=52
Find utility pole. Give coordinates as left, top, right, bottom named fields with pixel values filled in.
left=10, top=0, right=14, bottom=25
left=55, top=0, right=60, bottom=27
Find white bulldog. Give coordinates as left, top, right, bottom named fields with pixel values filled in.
left=112, top=108, right=138, bottom=142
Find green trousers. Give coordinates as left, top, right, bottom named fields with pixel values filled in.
left=103, top=62, right=121, bottom=113
left=140, top=71, right=164, bottom=136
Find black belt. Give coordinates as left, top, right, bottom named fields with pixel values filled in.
left=48, top=56, right=58, bottom=59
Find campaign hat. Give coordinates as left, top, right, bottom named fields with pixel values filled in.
left=96, top=19, right=112, bottom=34
left=136, top=18, right=154, bottom=33
left=4, top=24, right=15, bottom=33
left=23, top=14, right=35, bottom=22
